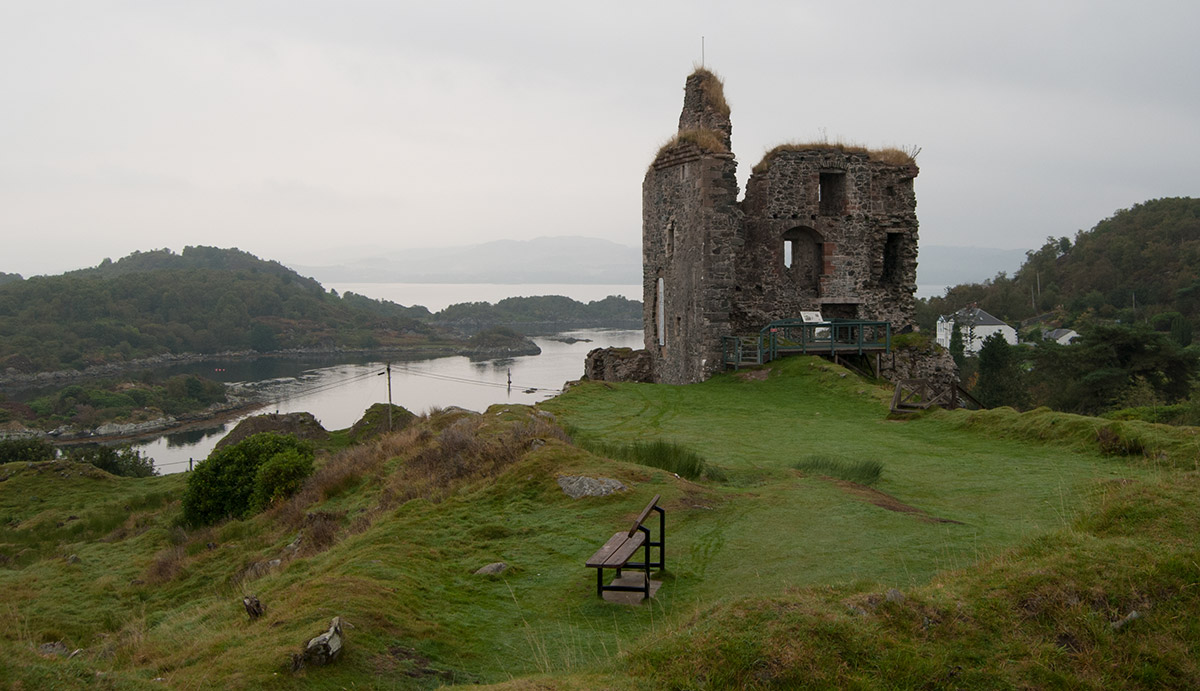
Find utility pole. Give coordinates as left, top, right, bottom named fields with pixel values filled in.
left=386, top=362, right=393, bottom=432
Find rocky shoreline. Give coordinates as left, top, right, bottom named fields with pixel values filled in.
left=0, top=392, right=267, bottom=446
left=0, top=338, right=546, bottom=445
left=0, top=342, right=548, bottom=390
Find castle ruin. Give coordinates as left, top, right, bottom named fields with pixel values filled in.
left=641, top=69, right=921, bottom=384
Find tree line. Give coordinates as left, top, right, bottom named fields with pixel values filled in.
left=924, top=198, right=1200, bottom=419
left=0, top=246, right=642, bottom=374
left=917, top=197, right=1200, bottom=339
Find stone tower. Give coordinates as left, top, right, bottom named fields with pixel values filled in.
left=642, top=69, right=920, bottom=385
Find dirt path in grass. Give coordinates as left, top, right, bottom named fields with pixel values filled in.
left=831, top=479, right=964, bottom=524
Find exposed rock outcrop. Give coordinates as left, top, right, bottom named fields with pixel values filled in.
left=215, top=412, right=328, bottom=450
left=584, top=347, right=654, bottom=383
left=557, top=476, right=626, bottom=499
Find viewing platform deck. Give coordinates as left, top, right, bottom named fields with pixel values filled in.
left=722, top=318, right=891, bottom=369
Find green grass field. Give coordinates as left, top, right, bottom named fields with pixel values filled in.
left=1, top=355, right=1196, bottom=689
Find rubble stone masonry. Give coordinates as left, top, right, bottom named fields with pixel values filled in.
left=640, top=69, right=920, bottom=384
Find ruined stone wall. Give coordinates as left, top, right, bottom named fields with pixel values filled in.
left=640, top=70, right=742, bottom=385
left=642, top=145, right=741, bottom=384
left=640, top=70, right=920, bottom=385
left=583, top=347, right=654, bottom=383
left=735, top=149, right=919, bottom=333
left=881, top=343, right=958, bottom=392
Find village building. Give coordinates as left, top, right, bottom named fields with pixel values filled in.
left=935, top=306, right=1017, bottom=355
left=1043, top=328, right=1080, bottom=346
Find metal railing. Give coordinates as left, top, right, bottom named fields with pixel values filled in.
left=723, top=319, right=891, bottom=368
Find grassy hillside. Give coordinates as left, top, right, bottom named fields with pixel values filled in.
left=2, top=357, right=1197, bottom=688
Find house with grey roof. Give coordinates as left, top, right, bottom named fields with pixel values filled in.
left=1043, top=328, right=1080, bottom=345
left=935, top=306, right=1017, bottom=355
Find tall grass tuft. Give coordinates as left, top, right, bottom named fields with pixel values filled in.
left=793, top=455, right=883, bottom=486
left=574, top=437, right=719, bottom=481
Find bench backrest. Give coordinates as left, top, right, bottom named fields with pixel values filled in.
left=627, top=494, right=661, bottom=537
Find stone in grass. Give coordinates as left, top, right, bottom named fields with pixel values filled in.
left=474, top=562, right=508, bottom=575
left=557, top=476, right=626, bottom=499
left=292, top=616, right=344, bottom=671
left=39, top=641, right=68, bottom=657
left=242, top=594, right=265, bottom=620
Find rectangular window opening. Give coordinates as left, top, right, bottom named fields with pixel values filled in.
left=819, top=172, right=846, bottom=215
left=881, top=233, right=904, bottom=285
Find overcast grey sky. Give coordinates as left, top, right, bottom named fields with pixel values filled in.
left=2, top=1, right=1197, bottom=277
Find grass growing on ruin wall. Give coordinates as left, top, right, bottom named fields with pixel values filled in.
left=752, top=140, right=919, bottom=174
left=690, top=66, right=730, bottom=117
left=653, top=128, right=730, bottom=162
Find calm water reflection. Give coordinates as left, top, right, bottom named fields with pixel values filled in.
left=138, top=329, right=642, bottom=474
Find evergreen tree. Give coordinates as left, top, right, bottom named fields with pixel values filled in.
left=975, top=333, right=1028, bottom=409
left=949, top=322, right=966, bottom=371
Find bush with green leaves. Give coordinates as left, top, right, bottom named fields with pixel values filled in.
left=250, top=448, right=314, bottom=512
left=66, top=445, right=157, bottom=477
left=181, top=432, right=314, bottom=526
left=0, top=438, right=55, bottom=464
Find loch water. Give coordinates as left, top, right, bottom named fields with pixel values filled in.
left=135, top=329, right=642, bottom=474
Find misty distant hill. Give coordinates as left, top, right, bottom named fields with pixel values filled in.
left=293, top=236, right=641, bottom=284
left=916, top=245, right=1028, bottom=288
left=298, top=237, right=1022, bottom=289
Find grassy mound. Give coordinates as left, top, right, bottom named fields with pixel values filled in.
left=1, top=355, right=1197, bottom=688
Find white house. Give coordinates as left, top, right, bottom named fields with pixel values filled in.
left=1043, top=328, right=1080, bottom=345
left=936, top=306, right=1018, bottom=355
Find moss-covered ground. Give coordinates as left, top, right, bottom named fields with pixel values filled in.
left=1, top=355, right=1196, bottom=689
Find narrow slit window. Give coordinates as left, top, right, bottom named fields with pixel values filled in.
left=881, top=233, right=904, bottom=285
left=656, top=277, right=666, bottom=346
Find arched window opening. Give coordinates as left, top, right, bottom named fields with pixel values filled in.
left=782, top=226, right=823, bottom=293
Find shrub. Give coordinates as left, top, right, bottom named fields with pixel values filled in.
left=250, top=448, right=314, bottom=511
left=793, top=455, right=884, bottom=485
left=0, top=438, right=55, bottom=464
left=181, top=433, right=313, bottom=526
left=67, top=445, right=158, bottom=477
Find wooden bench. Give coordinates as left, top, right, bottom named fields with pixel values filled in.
left=585, top=494, right=665, bottom=600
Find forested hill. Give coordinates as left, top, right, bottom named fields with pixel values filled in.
left=67, top=246, right=320, bottom=287
left=917, top=197, right=1200, bottom=332
left=0, top=247, right=442, bottom=373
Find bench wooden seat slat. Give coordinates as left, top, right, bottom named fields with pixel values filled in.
left=628, top=493, right=662, bottom=537
left=586, top=530, right=646, bottom=568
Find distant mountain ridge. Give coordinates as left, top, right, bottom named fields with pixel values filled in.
left=293, top=236, right=642, bottom=284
